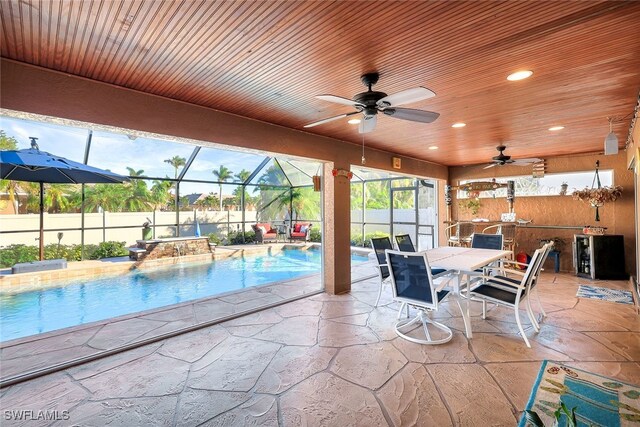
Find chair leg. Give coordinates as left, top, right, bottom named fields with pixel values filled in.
left=397, top=302, right=410, bottom=319
left=375, top=279, right=384, bottom=307
left=481, top=300, right=487, bottom=319
left=514, top=305, right=531, bottom=348
left=534, top=288, right=547, bottom=318
left=395, top=309, right=453, bottom=345
left=525, top=298, right=540, bottom=332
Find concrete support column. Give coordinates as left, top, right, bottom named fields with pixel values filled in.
left=323, top=161, right=352, bottom=294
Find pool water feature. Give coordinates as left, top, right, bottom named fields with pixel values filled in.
left=0, top=249, right=369, bottom=342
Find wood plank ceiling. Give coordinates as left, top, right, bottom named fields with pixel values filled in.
left=1, top=1, right=639, bottom=166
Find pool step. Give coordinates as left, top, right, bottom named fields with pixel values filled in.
left=128, top=247, right=147, bottom=261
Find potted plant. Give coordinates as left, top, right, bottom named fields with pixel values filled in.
left=539, top=237, right=565, bottom=252
left=559, top=182, right=568, bottom=196
left=459, top=198, right=481, bottom=216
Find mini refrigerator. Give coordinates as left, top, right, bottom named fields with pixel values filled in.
left=574, top=234, right=626, bottom=280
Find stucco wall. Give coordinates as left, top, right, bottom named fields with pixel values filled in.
left=449, top=151, right=635, bottom=275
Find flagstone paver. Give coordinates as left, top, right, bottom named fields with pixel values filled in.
left=331, top=341, right=407, bottom=390
left=377, top=363, right=453, bottom=426
left=280, top=372, right=387, bottom=426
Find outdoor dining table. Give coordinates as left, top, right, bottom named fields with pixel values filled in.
left=420, top=246, right=512, bottom=339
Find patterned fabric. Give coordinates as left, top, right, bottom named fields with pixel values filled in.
left=520, top=360, right=640, bottom=426
left=576, top=285, right=634, bottom=305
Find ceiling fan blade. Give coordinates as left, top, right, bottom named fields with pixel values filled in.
left=359, top=115, right=377, bottom=134
left=383, top=108, right=440, bottom=123
left=483, top=163, right=497, bottom=169
left=376, top=87, right=436, bottom=108
left=512, top=158, right=542, bottom=164
left=316, top=94, right=363, bottom=107
left=304, top=111, right=359, bottom=128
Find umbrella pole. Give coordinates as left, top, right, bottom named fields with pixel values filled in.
left=39, top=182, right=44, bottom=261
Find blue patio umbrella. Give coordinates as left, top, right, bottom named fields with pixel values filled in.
left=1, top=138, right=128, bottom=260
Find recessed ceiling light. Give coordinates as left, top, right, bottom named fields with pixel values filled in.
left=507, top=70, right=533, bottom=81
left=548, top=126, right=564, bottom=131
left=451, top=122, right=466, bottom=128
left=428, top=146, right=439, bottom=150
left=347, top=118, right=361, bottom=125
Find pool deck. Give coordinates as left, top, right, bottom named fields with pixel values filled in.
left=0, top=272, right=638, bottom=426
left=0, top=244, right=375, bottom=383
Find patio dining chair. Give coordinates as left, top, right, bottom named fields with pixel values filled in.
left=483, top=223, right=517, bottom=257
left=394, top=234, right=416, bottom=252
left=446, top=222, right=475, bottom=247
left=469, top=246, right=547, bottom=347
left=385, top=250, right=458, bottom=345
left=370, top=237, right=394, bottom=307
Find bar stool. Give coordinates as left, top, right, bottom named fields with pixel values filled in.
left=446, top=222, right=475, bottom=247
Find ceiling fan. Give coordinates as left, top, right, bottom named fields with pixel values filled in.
left=483, top=145, right=542, bottom=169
left=304, top=72, right=440, bottom=134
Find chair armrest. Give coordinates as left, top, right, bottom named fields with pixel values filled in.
left=481, top=275, right=526, bottom=290
left=484, top=266, right=525, bottom=277
left=500, top=260, right=529, bottom=268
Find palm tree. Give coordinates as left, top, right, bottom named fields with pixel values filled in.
left=196, top=194, right=219, bottom=210
left=0, top=131, right=20, bottom=213
left=212, top=165, right=233, bottom=211
left=150, top=179, right=173, bottom=210
left=164, top=156, right=186, bottom=179
left=44, top=184, right=73, bottom=213
left=84, top=183, right=126, bottom=212
left=122, top=168, right=152, bottom=212
left=231, top=169, right=252, bottom=209
left=235, top=169, right=251, bottom=183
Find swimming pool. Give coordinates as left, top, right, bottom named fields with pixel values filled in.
left=0, top=249, right=369, bottom=342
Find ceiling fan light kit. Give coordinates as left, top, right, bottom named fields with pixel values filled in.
left=305, top=72, right=440, bottom=133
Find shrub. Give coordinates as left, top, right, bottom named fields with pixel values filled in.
left=0, top=244, right=39, bottom=268
left=309, top=227, right=322, bottom=242
left=89, top=241, right=128, bottom=259
left=207, top=233, right=223, bottom=246
left=226, top=231, right=256, bottom=245
left=351, top=231, right=390, bottom=248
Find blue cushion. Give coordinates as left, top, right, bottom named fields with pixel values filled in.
left=300, top=225, right=308, bottom=233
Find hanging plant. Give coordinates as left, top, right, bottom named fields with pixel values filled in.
left=572, top=186, right=622, bottom=205
left=459, top=198, right=481, bottom=215
left=572, top=160, right=622, bottom=221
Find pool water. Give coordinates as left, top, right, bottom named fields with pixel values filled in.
left=0, top=249, right=369, bottom=342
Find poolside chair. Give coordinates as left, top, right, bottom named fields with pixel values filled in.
left=469, top=246, right=547, bottom=347
left=446, top=222, right=475, bottom=247
left=394, top=234, right=416, bottom=252
left=385, top=250, right=457, bottom=345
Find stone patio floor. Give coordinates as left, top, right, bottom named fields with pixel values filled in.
left=1, top=270, right=639, bottom=426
